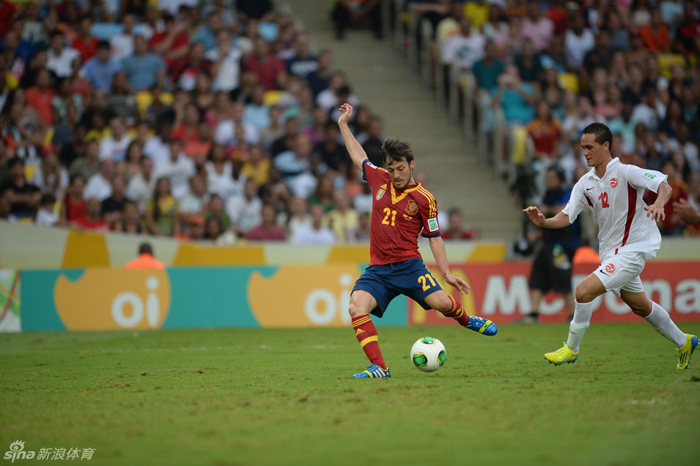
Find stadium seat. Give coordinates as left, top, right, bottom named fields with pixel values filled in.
left=263, top=90, right=284, bottom=107
left=557, top=73, right=579, bottom=94
left=657, top=54, right=689, bottom=78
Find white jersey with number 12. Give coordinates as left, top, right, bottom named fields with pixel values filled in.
left=562, top=158, right=667, bottom=261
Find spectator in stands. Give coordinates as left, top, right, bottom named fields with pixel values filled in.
left=179, top=175, right=209, bottom=217
left=26, top=69, right=56, bottom=128
left=126, top=155, right=155, bottom=211
left=215, top=158, right=247, bottom=200
left=106, top=72, right=139, bottom=125
left=101, top=176, right=130, bottom=228
left=492, top=64, right=536, bottom=125
left=110, top=13, right=137, bottom=61
left=242, top=145, right=271, bottom=187
left=513, top=38, right=544, bottom=85
left=582, top=30, right=612, bottom=83
left=153, top=140, right=196, bottom=200
left=145, top=177, right=180, bottom=236
left=203, top=193, right=232, bottom=231
left=317, top=123, right=349, bottom=173
left=520, top=1, right=554, bottom=53
left=81, top=40, right=122, bottom=92
left=244, top=37, right=287, bottom=91
left=72, top=197, right=111, bottom=232
left=359, top=116, right=386, bottom=167
left=259, top=106, right=286, bottom=153
left=441, top=18, right=485, bottom=71
left=441, top=208, right=480, bottom=240
left=326, top=190, right=359, bottom=244
left=84, top=158, right=115, bottom=201
left=307, top=49, right=333, bottom=97
left=308, top=175, right=335, bottom=212
left=528, top=101, right=562, bottom=161
left=290, top=203, right=336, bottom=244
left=51, top=77, right=84, bottom=127
left=205, top=29, right=241, bottom=93
left=244, top=84, right=271, bottom=132
left=171, top=41, right=212, bottom=92
left=47, top=31, right=81, bottom=78
left=674, top=0, right=700, bottom=54
left=99, top=117, right=132, bottom=163
left=287, top=34, right=318, bottom=79
left=191, top=11, right=223, bottom=52
left=632, top=86, right=662, bottom=131
left=115, top=201, right=146, bottom=234
left=69, top=139, right=100, bottom=182
left=60, top=174, right=87, bottom=226
left=247, top=204, right=287, bottom=241
left=472, top=41, right=505, bottom=93
left=171, top=103, right=201, bottom=145
left=72, top=15, right=98, bottom=62
left=227, top=178, right=262, bottom=235
left=35, top=193, right=58, bottom=227
left=148, top=13, right=189, bottom=68
left=639, top=10, right=671, bottom=53
left=564, top=13, right=595, bottom=70
left=122, top=35, right=166, bottom=92
left=669, top=123, right=700, bottom=172
left=277, top=195, right=311, bottom=237
left=2, top=157, right=41, bottom=220
left=124, top=242, right=166, bottom=269
left=32, top=147, right=69, bottom=199
left=609, top=103, right=638, bottom=155
left=332, top=0, right=381, bottom=40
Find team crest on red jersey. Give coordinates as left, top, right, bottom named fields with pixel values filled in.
left=376, top=188, right=385, bottom=201
left=610, top=178, right=618, bottom=188
left=605, top=263, right=615, bottom=273
left=405, top=200, right=419, bottom=215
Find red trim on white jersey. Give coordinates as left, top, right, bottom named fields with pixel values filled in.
left=616, top=182, right=637, bottom=254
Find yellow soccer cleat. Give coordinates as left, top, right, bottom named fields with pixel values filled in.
left=544, top=343, right=579, bottom=365
left=677, top=334, right=698, bottom=370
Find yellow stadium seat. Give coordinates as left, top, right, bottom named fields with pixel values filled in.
left=263, top=91, right=284, bottom=107
left=558, top=73, right=579, bottom=94
left=511, top=126, right=529, bottom=165
left=136, top=92, right=154, bottom=118
left=657, top=54, right=687, bottom=79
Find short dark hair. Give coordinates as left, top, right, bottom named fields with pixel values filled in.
left=96, top=40, right=110, bottom=50
left=139, top=242, right=154, bottom=256
left=382, top=138, right=414, bottom=166
left=7, top=156, right=24, bottom=169
left=40, top=193, right=56, bottom=205
left=582, top=122, right=613, bottom=151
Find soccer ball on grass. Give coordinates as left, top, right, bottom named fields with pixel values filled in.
left=410, top=336, right=446, bottom=372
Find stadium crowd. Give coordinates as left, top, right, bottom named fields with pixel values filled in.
left=426, top=0, right=700, bottom=236
left=0, top=0, right=439, bottom=244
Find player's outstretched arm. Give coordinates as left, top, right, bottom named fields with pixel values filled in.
left=337, top=103, right=369, bottom=171
left=429, top=236, right=470, bottom=295
left=523, top=206, right=571, bottom=229
left=644, top=181, right=672, bottom=222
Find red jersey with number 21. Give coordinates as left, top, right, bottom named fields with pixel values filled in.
left=362, top=159, right=441, bottom=266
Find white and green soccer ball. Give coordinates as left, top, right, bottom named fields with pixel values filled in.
left=410, top=336, right=446, bottom=372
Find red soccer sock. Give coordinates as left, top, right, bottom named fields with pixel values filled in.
left=441, top=295, right=470, bottom=327
left=351, top=315, right=387, bottom=370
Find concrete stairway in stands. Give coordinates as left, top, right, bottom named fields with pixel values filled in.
left=282, top=0, right=522, bottom=240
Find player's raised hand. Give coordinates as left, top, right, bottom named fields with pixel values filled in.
left=644, top=203, right=665, bottom=222
left=523, top=206, right=546, bottom=227
left=337, top=103, right=353, bottom=127
left=445, top=273, right=470, bottom=295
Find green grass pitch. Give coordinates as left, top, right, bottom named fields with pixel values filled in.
left=2, top=323, right=700, bottom=466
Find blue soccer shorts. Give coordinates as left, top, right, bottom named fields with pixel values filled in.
left=352, top=258, right=443, bottom=317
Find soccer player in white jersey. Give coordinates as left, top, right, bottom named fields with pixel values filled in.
left=524, top=123, right=698, bottom=369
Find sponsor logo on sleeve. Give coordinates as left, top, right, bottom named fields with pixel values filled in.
left=428, top=217, right=439, bottom=232
left=367, top=161, right=377, bottom=169
left=643, top=172, right=656, bottom=180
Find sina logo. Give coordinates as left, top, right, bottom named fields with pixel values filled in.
left=4, top=441, right=35, bottom=462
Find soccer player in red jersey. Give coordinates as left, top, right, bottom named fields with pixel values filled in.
left=337, top=103, right=498, bottom=378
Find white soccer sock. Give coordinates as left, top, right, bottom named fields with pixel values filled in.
left=566, top=299, right=594, bottom=352
left=644, top=301, right=687, bottom=349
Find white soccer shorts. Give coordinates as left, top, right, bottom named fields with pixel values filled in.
left=593, top=252, right=646, bottom=298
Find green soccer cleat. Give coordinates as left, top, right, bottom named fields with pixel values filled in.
left=677, top=334, right=698, bottom=370
left=544, top=343, right=579, bottom=365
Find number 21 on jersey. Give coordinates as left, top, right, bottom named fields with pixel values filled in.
left=382, top=208, right=396, bottom=226
left=598, top=192, right=610, bottom=208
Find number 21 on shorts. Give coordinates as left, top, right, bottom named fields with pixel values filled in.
left=418, top=273, right=436, bottom=291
